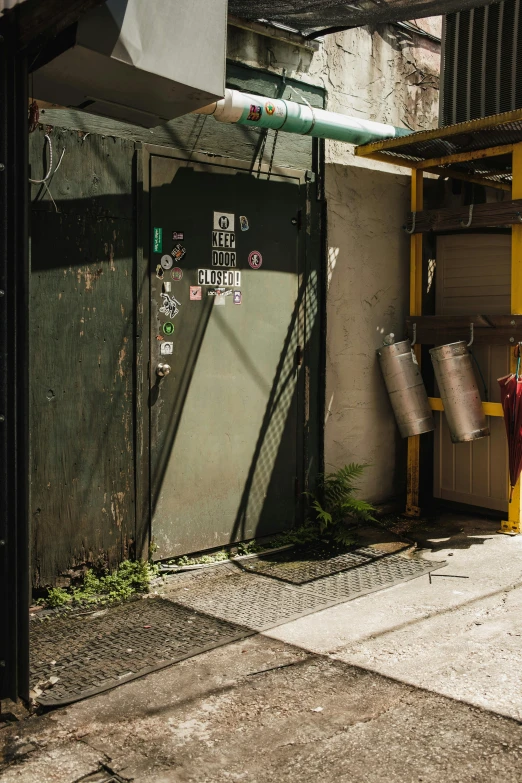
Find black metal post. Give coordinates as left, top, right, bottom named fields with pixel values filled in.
left=0, top=11, right=29, bottom=703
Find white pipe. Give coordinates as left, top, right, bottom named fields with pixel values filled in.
left=194, top=88, right=411, bottom=146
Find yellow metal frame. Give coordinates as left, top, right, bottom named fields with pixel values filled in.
left=357, top=126, right=522, bottom=532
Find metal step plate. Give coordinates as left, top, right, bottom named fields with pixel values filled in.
left=31, top=553, right=444, bottom=707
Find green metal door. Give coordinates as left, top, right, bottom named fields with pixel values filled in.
left=149, top=153, right=304, bottom=558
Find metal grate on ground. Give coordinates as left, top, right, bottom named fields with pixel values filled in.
left=30, top=598, right=254, bottom=707
left=166, top=552, right=444, bottom=631
left=237, top=544, right=407, bottom=584
left=31, top=552, right=444, bottom=707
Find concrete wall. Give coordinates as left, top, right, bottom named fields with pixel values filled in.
left=228, top=19, right=441, bottom=504
left=310, top=23, right=440, bottom=503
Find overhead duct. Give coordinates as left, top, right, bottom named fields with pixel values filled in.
left=194, top=89, right=411, bottom=146
left=31, top=0, right=227, bottom=128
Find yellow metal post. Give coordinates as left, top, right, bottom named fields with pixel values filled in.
left=501, top=143, right=522, bottom=534
left=405, top=170, right=423, bottom=517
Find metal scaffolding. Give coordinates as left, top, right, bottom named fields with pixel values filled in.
left=356, top=109, right=522, bottom=535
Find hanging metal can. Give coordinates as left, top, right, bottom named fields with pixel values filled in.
left=429, top=341, right=489, bottom=443
left=377, top=339, right=434, bottom=438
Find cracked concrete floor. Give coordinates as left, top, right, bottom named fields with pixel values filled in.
left=2, top=513, right=522, bottom=782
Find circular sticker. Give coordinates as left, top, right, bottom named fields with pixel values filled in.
left=171, top=267, right=183, bottom=281
left=265, top=102, right=276, bottom=115
left=248, top=250, right=263, bottom=270
left=218, top=215, right=230, bottom=230
left=163, top=322, right=175, bottom=336
left=161, top=254, right=173, bottom=270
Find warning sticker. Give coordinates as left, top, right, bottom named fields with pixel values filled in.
left=198, top=269, right=241, bottom=287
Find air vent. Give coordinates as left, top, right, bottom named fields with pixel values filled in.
left=441, top=0, right=522, bottom=125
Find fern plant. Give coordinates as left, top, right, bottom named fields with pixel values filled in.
left=307, top=463, right=376, bottom=546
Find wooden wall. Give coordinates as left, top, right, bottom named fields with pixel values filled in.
left=30, top=63, right=324, bottom=586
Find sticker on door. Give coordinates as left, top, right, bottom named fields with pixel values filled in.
left=160, top=341, right=173, bottom=355
left=248, top=251, right=263, bottom=269
left=213, top=212, right=235, bottom=232
left=159, top=293, right=181, bottom=319
left=198, top=269, right=241, bottom=287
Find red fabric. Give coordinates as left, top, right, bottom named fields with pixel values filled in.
left=498, top=373, right=522, bottom=497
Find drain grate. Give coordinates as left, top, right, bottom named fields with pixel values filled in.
left=238, top=545, right=406, bottom=584
left=31, top=553, right=444, bottom=707
left=30, top=598, right=253, bottom=707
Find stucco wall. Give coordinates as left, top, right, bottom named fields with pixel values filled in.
left=310, top=25, right=440, bottom=502
left=229, top=20, right=441, bottom=504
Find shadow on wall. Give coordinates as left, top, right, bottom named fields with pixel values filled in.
left=323, top=162, right=410, bottom=505
left=29, top=131, right=322, bottom=582
left=148, top=164, right=321, bottom=558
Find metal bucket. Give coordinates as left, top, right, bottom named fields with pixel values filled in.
left=429, top=341, right=489, bottom=443
left=377, top=339, right=434, bottom=438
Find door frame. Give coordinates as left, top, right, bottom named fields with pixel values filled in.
left=135, top=143, right=322, bottom=558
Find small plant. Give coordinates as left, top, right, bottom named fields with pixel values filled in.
left=306, top=463, right=376, bottom=546
left=45, top=587, right=72, bottom=608
left=168, top=549, right=230, bottom=567
left=40, top=559, right=158, bottom=609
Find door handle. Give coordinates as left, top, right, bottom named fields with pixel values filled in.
left=156, top=363, right=171, bottom=378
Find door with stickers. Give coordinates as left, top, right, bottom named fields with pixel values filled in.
left=147, top=151, right=305, bottom=558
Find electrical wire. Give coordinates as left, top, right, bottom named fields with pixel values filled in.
left=29, top=133, right=53, bottom=183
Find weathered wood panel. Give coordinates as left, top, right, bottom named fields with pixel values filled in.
left=38, top=63, right=324, bottom=173
left=29, top=128, right=136, bottom=586
left=405, top=199, right=522, bottom=233
left=29, top=64, right=325, bottom=584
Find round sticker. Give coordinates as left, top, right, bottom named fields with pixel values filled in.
left=265, top=102, right=276, bottom=115
left=163, top=322, right=175, bottom=336
left=218, top=215, right=229, bottom=230
left=161, top=254, right=173, bottom=270
left=171, top=267, right=183, bottom=281
left=248, top=250, right=263, bottom=270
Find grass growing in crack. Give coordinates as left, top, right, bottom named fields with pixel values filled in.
left=165, top=524, right=325, bottom=567
left=41, top=560, right=159, bottom=609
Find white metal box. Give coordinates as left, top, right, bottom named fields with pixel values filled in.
left=32, top=0, right=227, bottom=127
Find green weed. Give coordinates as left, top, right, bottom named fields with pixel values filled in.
left=306, top=463, right=376, bottom=546
left=42, top=559, right=158, bottom=609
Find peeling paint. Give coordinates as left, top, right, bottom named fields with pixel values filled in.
left=110, top=492, right=126, bottom=530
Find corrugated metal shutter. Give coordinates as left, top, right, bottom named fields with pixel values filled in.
left=441, top=0, right=522, bottom=125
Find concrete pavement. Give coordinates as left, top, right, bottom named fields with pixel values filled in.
left=2, top=512, right=522, bottom=782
